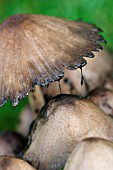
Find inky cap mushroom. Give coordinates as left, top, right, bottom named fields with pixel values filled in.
left=64, top=138, right=113, bottom=170
left=0, top=131, right=27, bottom=156
left=23, top=94, right=113, bottom=170
left=0, top=14, right=105, bottom=106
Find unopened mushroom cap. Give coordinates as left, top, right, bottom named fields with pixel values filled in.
left=0, top=14, right=104, bottom=106
left=64, top=138, right=113, bottom=170
left=0, top=156, right=36, bottom=170
left=23, top=94, right=113, bottom=170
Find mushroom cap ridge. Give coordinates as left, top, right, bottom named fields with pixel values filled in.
left=0, top=14, right=105, bottom=106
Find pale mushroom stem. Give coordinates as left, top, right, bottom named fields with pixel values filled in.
left=28, top=86, right=45, bottom=118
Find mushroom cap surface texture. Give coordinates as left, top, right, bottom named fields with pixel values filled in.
left=0, top=156, right=36, bottom=170
left=64, top=138, right=113, bottom=170
left=0, top=14, right=105, bottom=106
left=23, top=94, right=113, bottom=170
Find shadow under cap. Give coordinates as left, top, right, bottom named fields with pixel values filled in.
left=0, top=14, right=105, bottom=106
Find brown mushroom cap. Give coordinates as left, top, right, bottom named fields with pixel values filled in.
left=64, top=138, right=113, bottom=170
left=0, top=14, right=104, bottom=106
left=23, top=94, right=113, bottom=170
left=0, top=156, right=36, bottom=170
left=42, top=49, right=113, bottom=97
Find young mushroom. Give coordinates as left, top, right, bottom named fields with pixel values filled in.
left=23, top=95, right=113, bottom=170
left=0, top=156, right=36, bottom=170
left=0, top=14, right=105, bottom=106
left=64, top=138, right=113, bottom=170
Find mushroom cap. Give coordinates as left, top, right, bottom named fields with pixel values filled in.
left=104, top=75, right=113, bottom=91
left=42, top=49, right=113, bottom=97
left=0, top=156, right=36, bottom=170
left=0, top=14, right=104, bottom=106
left=89, top=88, right=113, bottom=117
left=64, top=138, right=113, bottom=170
left=23, top=94, right=113, bottom=170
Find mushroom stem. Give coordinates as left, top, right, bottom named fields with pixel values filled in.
left=29, top=86, right=45, bottom=118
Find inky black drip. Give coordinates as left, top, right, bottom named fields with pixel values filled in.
left=80, top=66, right=84, bottom=86
left=58, top=80, right=62, bottom=94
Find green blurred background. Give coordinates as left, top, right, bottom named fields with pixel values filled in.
left=0, top=0, right=113, bottom=131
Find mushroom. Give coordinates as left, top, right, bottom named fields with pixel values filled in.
left=23, top=94, right=113, bottom=170
left=0, top=131, right=27, bottom=156
left=104, top=75, right=113, bottom=91
left=64, top=138, right=113, bottom=170
left=0, top=14, right=105, bottom=106
left=89, top=88, right=113, bottom=117
left=29, top=86, right=45, bottom=117
left=0, top=156, right=36, bottom=170
left=16, top=106, right=34, bottom=137
left=42, top=48, right=113, bottom=98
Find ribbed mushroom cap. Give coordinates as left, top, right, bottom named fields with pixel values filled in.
left=64, top=138, right=113, bottom=170
left=42, top=49, right=113, bottom=97
left=0, top=14, right=104, bottom=106
left=23, top=94, right=113, bottom=170
left=0, top=156, right=36, bottom=170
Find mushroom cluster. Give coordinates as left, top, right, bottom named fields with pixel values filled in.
left=0, top=13, right=113, bottom=170
left=23, top=95, right=113, bottom=170
left=29, top=48, right=113, bottom=115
